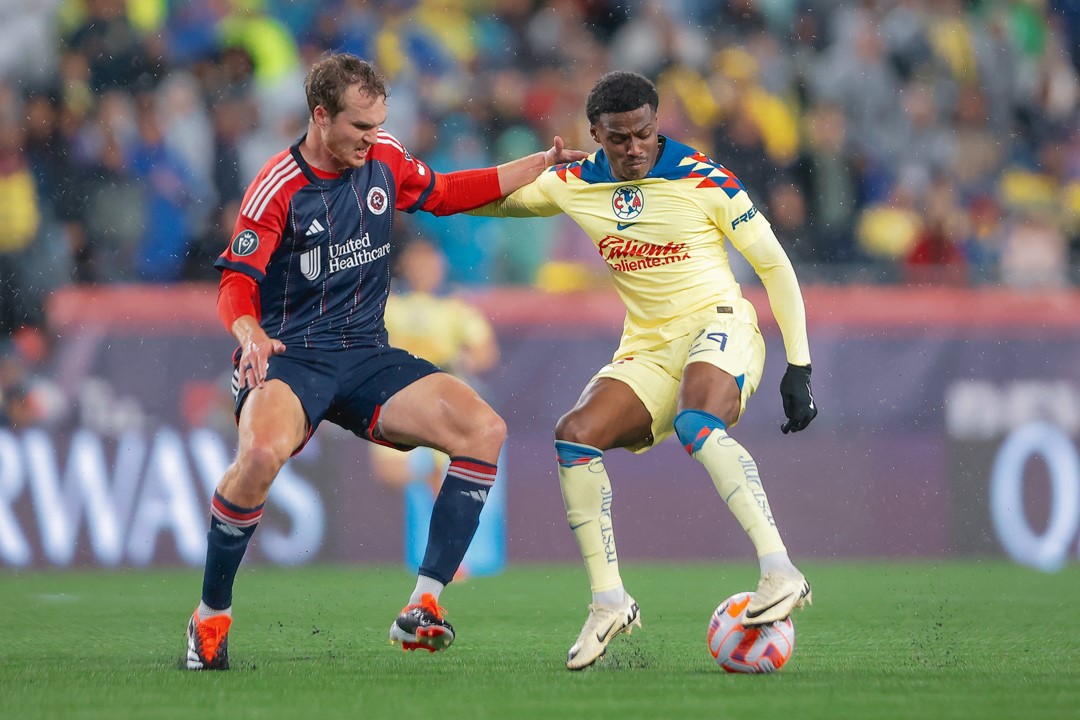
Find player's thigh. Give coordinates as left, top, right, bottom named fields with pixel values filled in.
left=573, top=351, right=682, bottom=451
left=326, top=346, right=441, bottom=448
left=680, top=314, right=765, bottom=427
left=376, top=371, right=503, bottom=453
left=219, top=382, right=306, bottom=506
left=556, top=376, right=654, bottom=450
left=231, top=346, right=337, bottom=455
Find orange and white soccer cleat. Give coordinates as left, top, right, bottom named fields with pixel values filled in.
left=388, top=593, right=455, bottom=652
left=185, top=610, right=232, bottom=670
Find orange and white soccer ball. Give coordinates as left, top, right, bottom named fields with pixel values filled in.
left=707, top=591, right=795, bottom=673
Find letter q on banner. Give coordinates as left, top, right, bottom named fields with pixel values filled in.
left=990, top=422, right=1080, bottom=572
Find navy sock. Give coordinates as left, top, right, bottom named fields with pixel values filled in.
left=201, top=491, right=263, bottom=610
left=419, top=457, right=496, bottom=585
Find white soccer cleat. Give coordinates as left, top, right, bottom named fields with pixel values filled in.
left=743, top=570, right=812, bottom=627
left=565, top=593, right=641, bottom=670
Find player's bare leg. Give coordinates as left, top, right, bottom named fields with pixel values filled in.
left=676, top=362, right=811, bottom=626
left=187, top=381, right=307, bottom=670
left=555, top=378, right=649, bottom=669
left=378, top=372, right=506, bottom=651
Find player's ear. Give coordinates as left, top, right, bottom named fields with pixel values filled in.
left=589, top=124, right=599, bottom=144
left=313, top=105, right=329, bottom=129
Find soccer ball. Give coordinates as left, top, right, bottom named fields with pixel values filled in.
left=707, top=591, right=795, bottom=673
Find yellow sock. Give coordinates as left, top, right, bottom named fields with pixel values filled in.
left=555, top=441, right=622, bottom=593
left=692, top=430, right=787, bottom=557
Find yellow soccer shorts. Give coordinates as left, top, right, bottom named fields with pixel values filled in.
left=592, top=304, right=766, bottom=451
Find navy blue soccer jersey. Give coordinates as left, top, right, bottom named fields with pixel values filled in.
left=216, top=131, right=452, bottom=350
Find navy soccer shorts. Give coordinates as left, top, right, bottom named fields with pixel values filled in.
left=231, top=344, right=441, bottom=453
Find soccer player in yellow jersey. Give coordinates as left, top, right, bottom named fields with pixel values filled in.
left=474, top=71, right=819, bottom=670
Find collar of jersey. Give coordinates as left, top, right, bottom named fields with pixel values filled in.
left=560, top=135, right=699, bottom=185
left=291, top=135, right=350, bottom=186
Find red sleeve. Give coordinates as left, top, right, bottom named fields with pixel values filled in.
left=423, top=167, right=502, bottom=216
left=370, top=130, right=502, bottom=216
left=215, top=148, right=303, bottom=280
left=217, top=269, right=260, bottom=331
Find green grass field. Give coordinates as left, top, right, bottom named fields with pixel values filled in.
left=3, top=560, right=1078, bottom=719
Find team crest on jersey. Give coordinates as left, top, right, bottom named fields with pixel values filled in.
left=300, top=247, right=322, bottom=281
left=612, top=185, right=644, bottom=221
left=231, top=229, right=259, bottom=257
left=367, top=187, right=388, bottom=215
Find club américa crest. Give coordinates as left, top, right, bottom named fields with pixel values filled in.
left=611, top=185, right=644, bottom=221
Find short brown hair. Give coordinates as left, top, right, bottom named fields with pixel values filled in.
left=304, top=53, right=389, bottom=118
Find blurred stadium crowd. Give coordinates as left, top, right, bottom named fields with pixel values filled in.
left=0, top=0, right=1079, bottom=423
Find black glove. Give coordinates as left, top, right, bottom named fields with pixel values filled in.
left=780, top=363, right=817, bottom=434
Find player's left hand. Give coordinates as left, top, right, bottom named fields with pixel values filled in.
left=544, top=135, right=588, bottom=166
left=780, top=363, right=817, bottom=434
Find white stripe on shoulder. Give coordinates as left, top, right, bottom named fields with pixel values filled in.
left=242, top=155, right=300, bottom=219
left=249, top=166, right=303, bottom=222
left=376, top=130, right=405, bottom=153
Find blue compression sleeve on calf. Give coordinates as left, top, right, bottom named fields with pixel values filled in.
left=419, top=457, right=496, bottom=585
left=674, top=409, right=727, bottom=455
left=555, top=440, right=603, bottom=468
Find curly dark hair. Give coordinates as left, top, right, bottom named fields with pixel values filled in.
left=304, top=53, right=389, bottom=118
left=585, top=71, right=659, bottom=124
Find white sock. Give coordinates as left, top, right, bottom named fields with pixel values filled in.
left=410, top=575, right=446, bottom=604
left=592, top=587, right=626, bottom=606
left=197, top=600, right=232, bottom=619
left=759, top=550, right=799, bottom=576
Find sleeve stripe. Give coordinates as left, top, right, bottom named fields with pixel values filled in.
left=248, top=166, right=302, bottom=221
left=242, top=156, right=300, bottom=220
left=376, top=130, right=405, bottom=153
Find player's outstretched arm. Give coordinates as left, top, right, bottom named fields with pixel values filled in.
left=495, top=135, right=587, bottom=196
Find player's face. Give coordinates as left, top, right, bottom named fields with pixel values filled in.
left=590, top=104, right=660, bottom=181
left=315, top=86, right=387, bottom=170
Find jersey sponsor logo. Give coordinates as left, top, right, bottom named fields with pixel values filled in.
left=367, top=186, right=389, bottom=215
left=327, top=232, right=391, bottom=274
left=597, top=235, right=690, bottom=272
left=305, top=219, right=325, bottom=236
left=611, top=185, right=644, bottom=221
left=731, top=205, right=758, bottom=229
left=230, top=229, right=259, bottom=257
left=300, top=246, right=322, bottom=281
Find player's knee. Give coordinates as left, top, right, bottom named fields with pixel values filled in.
left=235, top=439, right=291, bottom=494
left=469, top=406, right=507, bottom=450
left=554, top=411, right=594, bottom=446
left=674, top=409, right=726, bottom=455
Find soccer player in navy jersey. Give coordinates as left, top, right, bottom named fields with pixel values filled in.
left=184, top=53, right=586, bottom=670
left=475, top=71, right=817, bottom=669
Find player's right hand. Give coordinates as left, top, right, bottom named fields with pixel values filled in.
left=545, top=135, right=588, bottom=166
left=238, top=337, right=286, bottom=389
left=779, top=363, right=817, bottom=434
